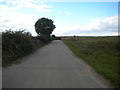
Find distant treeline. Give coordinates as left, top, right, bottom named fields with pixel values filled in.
left=2, top=29, right=59, bottom=66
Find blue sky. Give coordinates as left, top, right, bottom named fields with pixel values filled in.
left=0, top=0, right=118, bottom=36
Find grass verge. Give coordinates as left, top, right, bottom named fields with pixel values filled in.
left=62, top=36, right=119, bottom=88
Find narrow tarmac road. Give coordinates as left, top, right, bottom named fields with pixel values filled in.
left=3, top=40, right=109, bottom=88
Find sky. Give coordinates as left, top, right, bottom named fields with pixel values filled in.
left=0, top=0, right=119, bottom=36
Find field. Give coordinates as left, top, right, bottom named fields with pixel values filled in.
left=62, top=36, right=119, bottom=88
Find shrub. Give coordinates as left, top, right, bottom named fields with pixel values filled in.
left=2, top=29, right=53, bottom=66
left=37, top=35, right=52, bottom=43
left=2, top=30, right=36, bottom=65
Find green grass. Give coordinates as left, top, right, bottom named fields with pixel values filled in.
left=62, top=36, right=119, bottom=88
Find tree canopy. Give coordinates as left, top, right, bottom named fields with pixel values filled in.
left=35, top=17, right=56, bottom=36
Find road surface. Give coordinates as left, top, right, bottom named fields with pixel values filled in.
left=3, top=40, right=110, bottom=88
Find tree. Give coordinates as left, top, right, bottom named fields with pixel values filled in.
left=35, top=17, right=56, bottom=36
left=52, top=34, right=56, bottom=38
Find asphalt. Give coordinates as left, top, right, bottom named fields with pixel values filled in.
left=2, top=40, right=110, bottom=88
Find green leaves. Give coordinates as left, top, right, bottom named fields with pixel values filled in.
left=2, top=30, right=36, bottom=66
left=35, top=17, right=56, bottom=36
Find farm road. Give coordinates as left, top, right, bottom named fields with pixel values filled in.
left=3, top=40, right=109, bottom=88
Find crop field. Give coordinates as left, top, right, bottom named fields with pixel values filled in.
left=62, top=36, right=119, bottom=88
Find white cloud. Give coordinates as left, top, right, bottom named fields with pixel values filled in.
left=32, top=4, right=53, bottom=12
left=79, top=15, right=118, bottom=31
left=0, top=0, right=53, bottom=36
left=0, top=11, right=39, bottom=35
left=0, top=6, right=40, bottom=35
left=0, top=0, right=52, bottom=12
left=53, top=15, right=118, bottom=36
left=0, top=0, right=118, bottom=36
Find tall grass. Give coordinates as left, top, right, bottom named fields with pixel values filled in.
left=63, top=36, right=119, bottom=88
